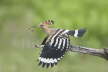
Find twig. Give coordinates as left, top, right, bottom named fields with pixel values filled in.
left=35, top=45, right=44, bottom=48
left=69, top=45, right=108, bottom=60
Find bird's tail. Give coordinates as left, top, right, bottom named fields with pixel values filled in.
left=67, top=29, right=86, bottom=37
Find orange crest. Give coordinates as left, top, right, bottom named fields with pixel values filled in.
left=43, top=20, right=54, bottom=25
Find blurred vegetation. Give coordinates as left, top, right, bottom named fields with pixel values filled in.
left=0, top=0, right=108, bottom=72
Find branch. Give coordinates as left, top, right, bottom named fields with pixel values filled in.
left=35, top=44, right=108, bottom=60
left=69, top=45, right=108, bottom=60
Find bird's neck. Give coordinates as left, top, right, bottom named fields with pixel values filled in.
left=41, top=26, right=55, bottom=35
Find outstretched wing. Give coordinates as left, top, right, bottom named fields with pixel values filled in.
left=38, top=29, right=86, bottom=68
left=38, top=29, right=70, bottom=68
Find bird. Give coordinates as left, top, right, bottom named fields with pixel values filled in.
left=37, top=20, right=86, bottom=68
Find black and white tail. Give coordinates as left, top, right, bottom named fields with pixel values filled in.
left=67, top=29, right=86, bottom=37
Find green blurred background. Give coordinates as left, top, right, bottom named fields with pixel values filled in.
left=0, top=0, right=108, bottom=72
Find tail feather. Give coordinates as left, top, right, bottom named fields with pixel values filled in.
left=76, top=29, right=86, bottom=37
left=67, top=29, right=86, bottom=37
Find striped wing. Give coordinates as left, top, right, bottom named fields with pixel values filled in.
left=38, top=29, right=86, bottom=68
left=38, top=29, right=70, bottom=68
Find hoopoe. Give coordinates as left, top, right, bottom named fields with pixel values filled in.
left=37, top=20, right=86, bottom=68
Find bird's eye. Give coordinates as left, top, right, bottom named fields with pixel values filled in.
left=40, top=24, right=44, bottom=27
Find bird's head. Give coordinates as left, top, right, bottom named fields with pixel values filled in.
left=39, top=20, right=54, bottom=29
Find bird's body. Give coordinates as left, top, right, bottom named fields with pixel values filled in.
left=39, top=29, right=70, bottom=67
left=37, top=20, right=86, bottom=68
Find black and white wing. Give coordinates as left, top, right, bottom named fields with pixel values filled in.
left=38, top=29, right=70, bottom=68
left=38, top=29, right=86, bottom=68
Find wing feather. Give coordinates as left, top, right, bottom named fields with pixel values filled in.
left=38, top=30, right=70, bottom=68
